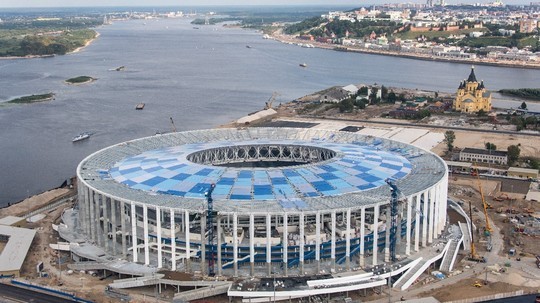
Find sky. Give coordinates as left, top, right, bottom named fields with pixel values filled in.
left=0, top=0, right=531, bottom=8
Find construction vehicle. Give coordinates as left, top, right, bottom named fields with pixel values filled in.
left=493, top=193, right=509, bottom=202
left=473, top=281, right=483, bottom=288
left=523, top=207, right=534, bottom=214
left=264, top=92, right=280, bottom=110
left=467, top=200, right=487, bottom=263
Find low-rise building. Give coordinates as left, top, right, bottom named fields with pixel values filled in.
left=459, top=147, right=507, bottom=165
left=507, top=167, right=539, bottom=180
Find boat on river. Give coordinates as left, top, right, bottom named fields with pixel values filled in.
left=299, top=63, right=307, bottom=67
left=72, top=132, right=91, bottom=142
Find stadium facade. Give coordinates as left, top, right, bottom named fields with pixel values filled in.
left=76, top=128, right=448, bottom=277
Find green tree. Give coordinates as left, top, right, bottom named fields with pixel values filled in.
left=485, top=142, right=497, bottom=150
left=520, top=102, right=527, bottom=110
left=415, top=109, right=431, bottom=119
left=511, top=116, right=526, bottom=131
left=381, top=85, right=389, bottom=101
left=444, top=130, right=456, bottom=152
left=355, top=99, right=366, bottom=109
left=358, top=86, right=368, bottom=95
left=477, top=109, right=487, bottom=117
left=507, top=145, right=521, bottom=164
left=387, top=91, right=397, bottom=103
left=338, top=99, right=354, bottom=113
left=369, top=88, right=379, bottom=104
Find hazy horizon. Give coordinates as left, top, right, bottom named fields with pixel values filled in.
left=0, top=0, right=531, bottom=8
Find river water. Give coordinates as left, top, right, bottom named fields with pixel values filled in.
left=1, top=17, right=539, bottom=206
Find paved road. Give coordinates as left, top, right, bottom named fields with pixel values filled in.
left=0, top=283, right=78, bottom=303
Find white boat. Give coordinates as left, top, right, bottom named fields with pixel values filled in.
left=299, top=63, right=307, bottom=67
left=72, top=132, right=91, bottom=142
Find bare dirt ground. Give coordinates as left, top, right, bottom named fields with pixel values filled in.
left=422, top=278, right=537, bottom=302
left=448, top=176, right=539, bottom=257
left=0, top=188, right=70, bottom=217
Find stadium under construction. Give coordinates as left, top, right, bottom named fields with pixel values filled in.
left=67, top=127, right=455, bottom=300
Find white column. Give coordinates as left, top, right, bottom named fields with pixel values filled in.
left=185, top=210, right=191, bottom=272
left=331, top=211, right=336, bottom=269
left=266, top=213, right=271, bottom=275
left=200, top=214, right=206, bottom=276
left=384, top=204, right=390, bottom=263
left=233, top=212, right=238, bottom=277
left=315, top=212, right=321, bottom=273
left=428, top=188, right=435, bottom=244
left=96, top=195, right=102, bottom=247
left=372, top=205, right=379, bottom=265
left=360, top=207, right=365, bottom=267
left=78, top=180, right=85, bottom=231
left=441, top=178, right=448, bottom=234
left=143, top=204, right=150, bottom=265
left=299, top=212, right=305, bottom=272
left=406, top=196, right=412, bottom=256
left=433, top=184, right=441, bottom=239
left=217, top=216, right=222, bottom=276
left=170, top=209, right=176, bottom=271
left=422, top=192, right=428, bottom=247
left=121, top=200, right=127, bottom=258
left=103, top=197, right=109, bottom=252
left=89, top=190, right=96, bottom=242
left=249, top=213, right=255, bottom=276
left=111, top=199, right=117, bottom=255
left=84, top=187, right=90, bottom=237
left=345, top=209, right=351, bottom=269
left=283, top=213, right=288, bottom=275
left=156, top=206, right=162, bottom=269
left=131, top=203, right=138, bottom=263
left=414, top=195, right=421, bottom=252
left=437, top=182, right=446, bottom=236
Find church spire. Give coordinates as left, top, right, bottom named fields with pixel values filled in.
left=467, top=65, right=477, bottom=82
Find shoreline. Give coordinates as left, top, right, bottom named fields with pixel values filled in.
left=270, top=32, right=540, bottom=70
left=0, top=31, right=100, bottom=60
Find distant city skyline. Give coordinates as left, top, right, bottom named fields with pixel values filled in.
left=0, top=0, right=532, bottom=8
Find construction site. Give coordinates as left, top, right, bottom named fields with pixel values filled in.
left=0, top=114, right=538, bottom=303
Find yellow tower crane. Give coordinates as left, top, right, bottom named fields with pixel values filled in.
left=474, top=164, right=492, bottom=235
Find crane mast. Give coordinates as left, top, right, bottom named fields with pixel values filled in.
left=206, top=183, right=216, bottom=276
left=385, top=179, right=399, bottom=262
left=474, top=166, right=492, bottom=235
left=169, top=117, right=177, bottom=133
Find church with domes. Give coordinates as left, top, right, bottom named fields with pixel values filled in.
left=453, top=66, right=492, bottom=113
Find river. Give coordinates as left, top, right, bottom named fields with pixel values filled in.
left=1, top=17, right=539, bottom=206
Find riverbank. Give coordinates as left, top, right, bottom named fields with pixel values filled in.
left=0, top=31, right=100, bottom=60
left=70, top=32, right=100, bottom=55
left=269, top=32, right=540, bottom=70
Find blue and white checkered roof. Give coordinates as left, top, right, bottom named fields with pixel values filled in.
left=109, top=140, right=412, bottom=201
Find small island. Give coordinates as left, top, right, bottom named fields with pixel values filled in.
left=65, top=76, right=96, bottom=85
left=6, top=93, right=55, bottom=104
